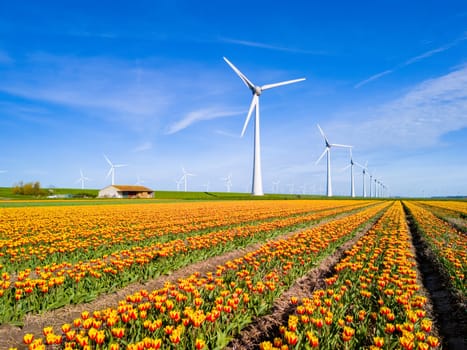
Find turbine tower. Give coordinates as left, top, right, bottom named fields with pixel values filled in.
left=104, top=154, right=128, bottom=186
left=222, top=174, right=233, bottom=192
left=342, top=148, right=355, bottom=197
left=180, top=167, right=195, bottom=192
left=76, top=169, right=90, bottom=190
left=355, top=161, right=368, bottom=197
left=315, top=124, right=352, bottom=197
left=223, top=57, right=305, bottom=196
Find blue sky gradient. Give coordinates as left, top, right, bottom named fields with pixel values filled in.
left=0, top=1, right=466, bottom=197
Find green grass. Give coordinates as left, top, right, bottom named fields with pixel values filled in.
left=0, top=186, right=332, bottom=207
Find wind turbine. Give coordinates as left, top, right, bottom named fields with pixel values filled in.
left=104, top=154, right=128, bottom=186
left=315, top=124, right=352, bottom=197
left=223, top=57, right=305, bottom=196
left=76, top=169, right=91, bottom=190
left=135, top=175, right=145, bottom=186
left=287, top=183, right=295, bottom=194
left=221, top=174, right=233, bottom=192
left=203, top=181, right=210, bottom=192
left=180, top=167, right=195, bottom=192
left=272, top=180, right=280, bottom=193
left=354, top=161, right=368, bottom=197
left=175, top=178, right=183, bottom=191
left=341, top=148, right=355, bottom=197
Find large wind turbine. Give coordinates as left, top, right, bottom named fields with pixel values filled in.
left=223, top=57, right=305, bottom=196
left=104, top=155, right=128, bottom=186
left=355, top=161, right=368, bottom=197
left=76, top=169, right=91, bottom=190
left=315, top=124, right=352, bottom=197
left=180, top=167, right=195, bottom=192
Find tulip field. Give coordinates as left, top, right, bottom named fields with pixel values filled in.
left=0, top=199, right=465, bottom=349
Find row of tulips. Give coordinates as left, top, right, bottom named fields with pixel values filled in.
left=19, top=202, right=390, bottom=349
left=419, top=200, right=467, bottom=216
left=0, top=201, right=376, bottom=324
left=403, top=201, right=466, bottom=294
left=260, top=201, right=441, bottom=350
left=0, top=200, right=366, bottom=269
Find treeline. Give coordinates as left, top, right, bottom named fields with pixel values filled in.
left=12, top=181, right=48, bottom=196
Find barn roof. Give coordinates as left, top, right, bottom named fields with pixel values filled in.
left=110, top=185, right=153, bottom=192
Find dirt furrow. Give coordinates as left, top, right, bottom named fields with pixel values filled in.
left=226, top=213, right=381, bottom=350
left=403, top=204, right=467, bottom=350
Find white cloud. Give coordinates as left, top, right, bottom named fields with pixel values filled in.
left=355, top=34, right=467, bottom=88
left=337, top=65, right=467, bottom=149
left=132, top=141, right=153, bottom=152
left=166, top=107, right=243, bottom=134
left=220, top=37, right=327, bottom=55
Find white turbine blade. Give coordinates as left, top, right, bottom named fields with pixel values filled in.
left=341, top=164, right=351, bottom=171
left=261, top=77, right=306, bottom=90
left=223, top=57, right=255, bottom=90
left=316, top=124, right=330, bottom=145
left=114, top=164, right=128, bottom=168
left=106, top=168, right=113, bottom=178
left=241, top=94, right=258, bottom=137
left=330, top=143, right=352, bottom=148
left=315, top=148, right=328, bottom=165
left=354, top=161, right=366, bottom=169
left=103, top=154, right=113, bottom=166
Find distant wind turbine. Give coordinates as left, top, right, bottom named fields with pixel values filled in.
left=287, top=183, right=295, bottom=194
left=175, top=178, right=183, bottom=191
left=223, top=57, right=305, bottom=196
left=180, top=167, right=195, bottom=192
left=341, top=148, right=356, bottom=197
left=315, top=124, right=352, bottom=197
left=272, top=180, right=280, bottom=193
left=135, top=176, right=145, bottom=186
left=203, top=181, right=210, bottom=192
left=354, top=161, right=368, bottom=197
left=104, top=154, right=128, bottom=186
left=221, top=174, right=233, bottom=192
left=76, top=169, right=91, bottom=190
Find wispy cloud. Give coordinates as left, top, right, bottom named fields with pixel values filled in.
left=355, top=34, right=467, bottom=88
left=0, top=53, right=234, bottom=135
left=220, top=37, right=327, bottom=55
left=166, top=107, right=242, bottom=134
left=132, top=141, right=153, bottom=152
left=342, top=65, right=467, bottom=148
left=354, top=69, right=394, bottom=89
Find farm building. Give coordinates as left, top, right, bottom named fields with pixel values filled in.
left=98, top=185, right=154, bottom=199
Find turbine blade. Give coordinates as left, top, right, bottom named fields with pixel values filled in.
left=223, top=57, right=255, bottom=90
left=114, top=164, right=128, bottom=168
left=103, top=154, right=112, bottom=166
left=315, top=148, right=328, bottom=165
left=261, top=78, right=306, bottom=90
left=317, top=124, right=330, bottom=145
left=106, top=168, right=113, bottom=178
left=330, top=143, right=352, bottom=148
left=341, top=164, right=351, bottom=171
left=241, top=94, right=258, bottom=137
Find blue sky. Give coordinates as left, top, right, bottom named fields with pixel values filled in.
left=0, top=1, right=466, bottom=197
